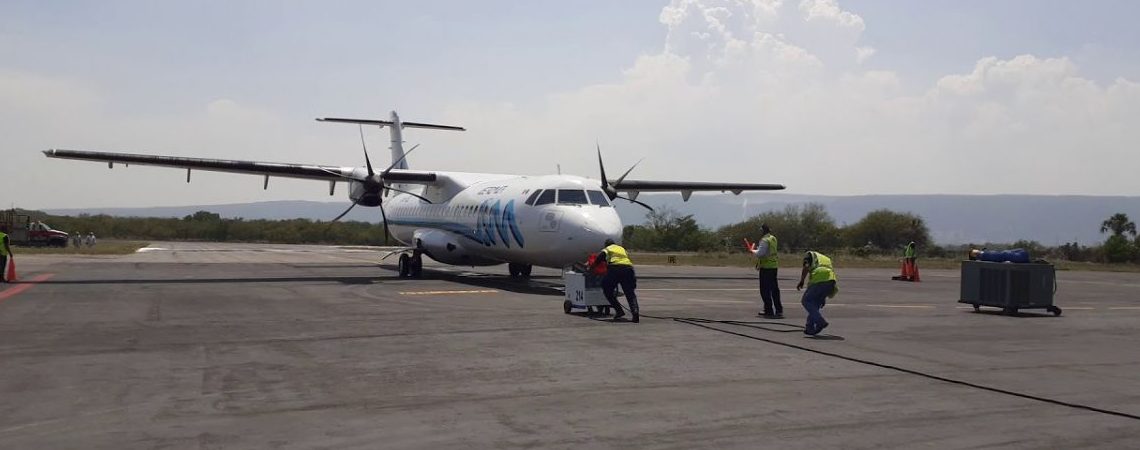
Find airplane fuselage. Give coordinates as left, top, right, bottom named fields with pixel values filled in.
left=380, top=173, right=623, bottom=269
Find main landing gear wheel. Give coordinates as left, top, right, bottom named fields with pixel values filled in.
left=508, top=263, right=533, bottom=279
left=398, top=253, right=424, bottom=278
left=398, top=254, right=411, bottom=278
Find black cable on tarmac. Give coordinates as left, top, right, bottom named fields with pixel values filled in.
left=632, top=313, right=1140, bottom=422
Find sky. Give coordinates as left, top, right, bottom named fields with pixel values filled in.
left=3, top=0, right=1139, bottom=209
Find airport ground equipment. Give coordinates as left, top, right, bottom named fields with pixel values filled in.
left=959, top=260, right=1060, bottom=316
left=0, top=210, right=70, bottom=247
left=563, top=270, right=610, bottom=314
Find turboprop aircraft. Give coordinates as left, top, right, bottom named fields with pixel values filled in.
left=43, top=111, right=785, bottom=278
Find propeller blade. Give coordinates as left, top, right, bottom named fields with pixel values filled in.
left=387, top=186, right=434, bottom=204
left=382, top=143, right=421, bottom=175
left=379, top=203, right=390, bottom=246
left=614, top=158, right=644, bottom=185
left=618, top=195, right=654, bottom=212
left=597, top=143, right=608, bottom=185
left=359, top=124, right=375, bottom=176
left=329, top=200, right=359, bottom=225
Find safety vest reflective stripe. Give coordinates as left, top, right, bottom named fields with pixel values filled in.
left=756, top=234, right=779, bottom=269
left=905, top=245, right=915, bottom=258
left=605, top=244, right=633, bottom=266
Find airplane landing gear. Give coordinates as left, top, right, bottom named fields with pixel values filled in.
left=398, top=252, right=424, bottom=278
left=508, top=263, right=532, bottom=279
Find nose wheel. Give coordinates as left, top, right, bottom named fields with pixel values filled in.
left=397, top=252, right=424, bottom=278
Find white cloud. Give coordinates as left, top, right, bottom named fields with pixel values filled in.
left=429, top=0, right=1140, bottom=196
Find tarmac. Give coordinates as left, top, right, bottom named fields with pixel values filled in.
left=1, top=241, right=1138, bottom=449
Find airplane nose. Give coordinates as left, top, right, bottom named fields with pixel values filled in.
left=580, top=215, right=622, bottom=247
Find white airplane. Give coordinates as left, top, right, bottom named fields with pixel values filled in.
left=44, top=112, right=784, bottom=278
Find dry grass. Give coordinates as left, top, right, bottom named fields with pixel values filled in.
left=12, top=240, right=150, bottom=255
left=630, top=251, right=1140, bottom=273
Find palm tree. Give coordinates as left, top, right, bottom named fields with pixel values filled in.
left=1100, top=213, right=1137, bottom=237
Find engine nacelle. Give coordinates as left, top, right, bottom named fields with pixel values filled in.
left=414, top=229, right=500, bottom=266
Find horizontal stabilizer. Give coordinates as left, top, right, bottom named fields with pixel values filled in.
left=316, top=117, right=465, bottom=131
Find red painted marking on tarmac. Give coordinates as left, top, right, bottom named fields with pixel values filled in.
left=0, top=273, right=56, bottom=302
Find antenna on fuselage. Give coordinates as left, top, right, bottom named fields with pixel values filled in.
left=557, top=164, right=561, bottom=175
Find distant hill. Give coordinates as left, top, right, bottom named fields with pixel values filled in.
left=43, top=194, right=1140, bottom=245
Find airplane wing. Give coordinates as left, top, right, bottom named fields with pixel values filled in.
left=612, top=179, right=785, bottom=201
left=42, top=149, right=437, bottom=183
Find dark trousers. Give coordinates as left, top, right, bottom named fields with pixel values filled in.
left=802, top=281, right=835, bottom=332
left=0, top=255, right=6, bottom=282
left=758, top=268, right=782, bottom=314
left=603, top=265, right=638, bottom=316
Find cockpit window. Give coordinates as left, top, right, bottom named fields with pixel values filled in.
left=534, top=189, right=556, bottom=205
left=525, top=190, right=544, bottom=206
left=557, top=189, right=588, bottom=205
left=587, top=190, right=611, bottom=207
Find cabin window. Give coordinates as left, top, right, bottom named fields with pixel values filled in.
left=525, top=189, right=544, bottom=206
left=587, top=190, right=611, bottom=207
left=535, top=189, right=556, bottom=205
left=557, top=189, right=588, bottom=205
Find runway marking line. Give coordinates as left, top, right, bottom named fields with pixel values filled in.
left=0, top=273, right=55, bottom=303
left=399, top=289, right=499, bottom=296
left=863, top=304, right=936, bottom=309
left=1109, top=307, right=1140, bottom=310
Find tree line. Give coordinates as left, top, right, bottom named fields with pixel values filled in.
left=26, top=210, right=387, bottom=246
left=622, top=204, right=1140, bottom=264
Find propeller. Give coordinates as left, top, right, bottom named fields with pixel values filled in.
left=326, top=125, right=433, bottom=245
left=597, top=143, right=654, bottom=211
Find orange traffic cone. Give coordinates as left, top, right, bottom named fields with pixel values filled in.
left=4, top=255, right=15, bottom=282
left=907, top=260, right=920, bottom=282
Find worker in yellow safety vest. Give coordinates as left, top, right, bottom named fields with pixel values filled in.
left=796, top=251, right=839, bottom=336
left=744, top=223, right=783, bottom=318
left=0, top=230, right=11, bottom=283
left=598, top=238, right=639, bottom=323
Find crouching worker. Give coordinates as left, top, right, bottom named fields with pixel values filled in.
left=796, top=251, right=839, bottom=336
left=597, top=238, right=639, bottom=323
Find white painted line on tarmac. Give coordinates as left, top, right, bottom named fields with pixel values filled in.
left=1109, top=307, right=1140, bottom=310
left=399, top=290, right=499, bottom=295
left=863, top=304, right=936, bottom=309
left=639, top=288, right=755, bottom=291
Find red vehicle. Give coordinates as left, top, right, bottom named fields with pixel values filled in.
left=0, top=210, right=70, bottom=247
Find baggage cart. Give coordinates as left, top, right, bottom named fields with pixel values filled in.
left=959, top=260, right=1061, bottom=316
left=563, top=270, right=611, bottom=315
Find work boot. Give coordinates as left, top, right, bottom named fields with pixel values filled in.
left=612, top=311, right=626, bottom=321
left=816, top=320, right=829, bottom=334
left=772, top=313, right=785, bottom=319
left=631, top=312, right=639, bottom=323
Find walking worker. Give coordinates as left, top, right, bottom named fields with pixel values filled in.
left=744, top=223, right=782, bottom=318
left=0, top=229, right=12, bottom=283
left=796, top=251, right=839, bottom=336
left=72, top=231, right=82, bottom=248
left=902, top=241, right=918, bottom=281
left=86, top=232, right=97, bottom=247
left=597, top=238, right=639, bottom=323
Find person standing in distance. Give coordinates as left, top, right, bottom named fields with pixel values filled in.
left=744, top=224, right=782, bottom=318
left=598, top=238, right=639, bottom=323
left=796, top=251, right=839, bottom=336
left=0, top=229, right=11, bottom=283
